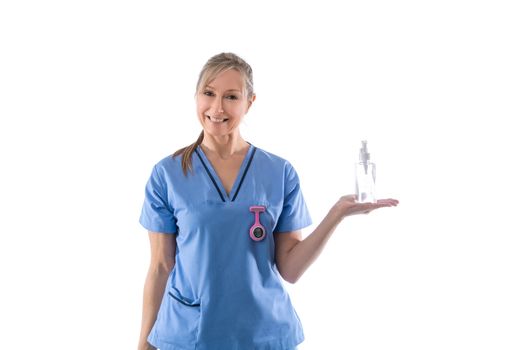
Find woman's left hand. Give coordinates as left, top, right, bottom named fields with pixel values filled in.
left=332, top=195, right=399, bottom=219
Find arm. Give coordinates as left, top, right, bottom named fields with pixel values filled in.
left=138, top=232, right=177, bottom=350
left=275, top=195, right=399, bottom=284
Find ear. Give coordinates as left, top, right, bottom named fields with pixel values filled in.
left=247, top=94, right=256, bottom=110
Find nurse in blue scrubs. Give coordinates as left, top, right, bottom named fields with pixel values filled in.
left=138, top=53, right=399, bottom=350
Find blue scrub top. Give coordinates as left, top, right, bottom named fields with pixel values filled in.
left=140, top=143, right=312, bottom=350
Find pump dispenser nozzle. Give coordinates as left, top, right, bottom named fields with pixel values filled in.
left=359, top=140, right=370, bottom=174
left=355, top=140, right=376, bottom=203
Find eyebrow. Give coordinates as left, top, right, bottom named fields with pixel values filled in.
left=205, top=85, right=242, bottom=93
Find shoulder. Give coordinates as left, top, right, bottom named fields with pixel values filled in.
left=253, top=145, right=293, bottom=168
left=151, top=152, right=184, bottom=180
left=253, top=145, right=296, bottom=174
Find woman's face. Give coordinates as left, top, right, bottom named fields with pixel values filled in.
left=196, top=69, right=253, bottom=138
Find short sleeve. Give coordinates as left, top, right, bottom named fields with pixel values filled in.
left=274, top=162, right=312, bottom=233
left=139, top=165, right=178, bottom=234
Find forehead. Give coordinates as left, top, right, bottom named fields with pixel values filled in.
left=206, top=69, right=245, bottom=91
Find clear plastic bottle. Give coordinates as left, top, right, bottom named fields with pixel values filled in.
left=355, top=140, right=377, bottom=203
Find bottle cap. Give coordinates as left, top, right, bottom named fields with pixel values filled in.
left=359, top=140, right=370, bottom=174
left=359, top=140, right=370, bottom=161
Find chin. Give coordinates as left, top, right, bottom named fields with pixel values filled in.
left=205, top=128, right=236, bottom=137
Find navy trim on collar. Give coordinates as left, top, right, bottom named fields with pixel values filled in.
left=194, top=148, right=226, bottom=202
left=231, top=147, right=256, bottom=202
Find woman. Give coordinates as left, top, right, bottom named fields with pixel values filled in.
left=138, top=52, right=398, bottom=350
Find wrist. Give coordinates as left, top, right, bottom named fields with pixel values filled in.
left=329, top=203, right=346, bottom=223
left=138, top=340, right=156, bottom=350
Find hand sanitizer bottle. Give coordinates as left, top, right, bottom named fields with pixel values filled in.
left=355, top=140, right=377, bottom=203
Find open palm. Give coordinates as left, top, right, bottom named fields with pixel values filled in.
left=335, top=195, right=399, bottom=217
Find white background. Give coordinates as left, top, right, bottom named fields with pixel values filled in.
left=1, top=0, right=515, bottom=349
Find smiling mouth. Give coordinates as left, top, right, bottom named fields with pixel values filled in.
left=207, top=116, right=229, bottom=123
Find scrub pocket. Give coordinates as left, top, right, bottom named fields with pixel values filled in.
left=154, top=287, right=201, bottom=345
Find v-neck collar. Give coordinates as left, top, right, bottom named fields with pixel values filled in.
left=194, top=142, right=257, bottom=202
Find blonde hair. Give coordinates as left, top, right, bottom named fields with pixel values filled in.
left=173, top=53, right=255, bottom=176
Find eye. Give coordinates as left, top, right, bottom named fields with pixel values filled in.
left=203, top=90, right=215, bottom=97
left=226, top=95, right=238, bottom=100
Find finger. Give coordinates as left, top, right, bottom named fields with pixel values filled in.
left=376, top=199, right=399, bottom=206
left=349, top=194, right=358, bottom=202
left=374, top=203, right=395, bottom=209
left=367, top=203, right=394, bottom=210
left=377, top=198, right=396, bottom=203
left=340, top=194, right=357, bottom=202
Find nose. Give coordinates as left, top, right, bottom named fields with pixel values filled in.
left=210, top=97, right=224, bottom=116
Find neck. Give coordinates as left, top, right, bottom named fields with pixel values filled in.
left=201, top=133, right=248, bottom=159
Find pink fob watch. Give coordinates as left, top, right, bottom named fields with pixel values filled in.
left=249, top=206, right=266, bottom=241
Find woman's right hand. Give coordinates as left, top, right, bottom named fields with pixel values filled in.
left=138, top=232, right=177, bottom=350
left=137, top=341, right=157, bottom=350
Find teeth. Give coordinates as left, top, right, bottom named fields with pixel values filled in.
left=208, top=116, right=226, bottom=123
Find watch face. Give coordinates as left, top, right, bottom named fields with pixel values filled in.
left=253, top=227, right=264, bottom=239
